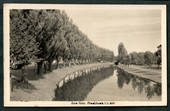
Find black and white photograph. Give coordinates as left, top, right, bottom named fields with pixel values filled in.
left=3, top=4, right=167, bottom=106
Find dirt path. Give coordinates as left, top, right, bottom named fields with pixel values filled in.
left=117, top=64, right=161, bottom=83
left=11, top=63, right=112, bottom=101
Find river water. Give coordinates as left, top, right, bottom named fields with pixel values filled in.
left=53, top=66, right=161, bottom=101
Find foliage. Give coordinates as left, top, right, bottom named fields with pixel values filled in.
left=118, top=42, right=128, bottom=63
left=129, top=52, right=145, bottom=65
left=144, top=51, right=154, bottom=66
left=117, top=42, right=158, bottom=66
left=10, top=10, right=40, bottom=68
left=154, top=44, right=161, bottom=67
left=10, top=9, right=114, bottom=73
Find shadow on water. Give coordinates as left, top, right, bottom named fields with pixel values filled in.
left=53, top=66, right=114, bottom=101
left=116, top=68, right=161, bottom=99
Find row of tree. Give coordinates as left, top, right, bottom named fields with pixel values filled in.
left=10, top=9, right=114, bottom=74
left=117, top=43, right=161, bottom=67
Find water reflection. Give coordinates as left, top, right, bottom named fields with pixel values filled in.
left=53, top=67, right=114, bottom=101
left=117, top=68, right=161, bottom=99
left=53, top=66, right=161, bottom=101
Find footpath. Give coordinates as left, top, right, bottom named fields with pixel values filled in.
left=117, top=64, right=161, bottom=83
left=11, top=62, right=112, bottom=101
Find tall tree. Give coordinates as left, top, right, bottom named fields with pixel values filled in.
left=155, top=44, right=161, bottom=68
left=118, top=42, right=128, bottom=63
left=10, top=9, right=115, bottom=75
left=35, top=10, right=69, bottom=73
left=10, top=10, right=40, bottom=69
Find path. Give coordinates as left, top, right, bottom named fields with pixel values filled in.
left=10, top=62, right=112, bottom=101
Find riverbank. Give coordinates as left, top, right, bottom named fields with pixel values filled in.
left=11, top=62, right=112, bottom=101
left=117, top=64, right=161, bottom=83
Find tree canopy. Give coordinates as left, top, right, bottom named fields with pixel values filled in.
left=10, top=9, right=114, bottom=72
left=118, top=42, right=128, bottom=63
left=117, top=42, right=160, bottom=66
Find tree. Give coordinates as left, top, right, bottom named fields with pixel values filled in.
left=123, top=55, right=130, bottom=65
left=137, top=52, right=145, bottom=65
left=129, top=52, right=147, bottom=65
left=10, top=10, right=40, bottom=69
left=144, top=51, right=154, bottom=66
left=35, top=10, right=70, bottom=73
left=10, top=9, right=115, bottom=75
left=118, top=42, right=128, bottom=64
left=155, top=44, right=161, bottom=68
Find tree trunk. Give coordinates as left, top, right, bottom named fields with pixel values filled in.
left=44, top=61, right=48, bottom=73
left=48, top=60, right=53, bottom=72
left=56, top=60, right=59, bottom=69
left=37, top=61, right=43, bottom=75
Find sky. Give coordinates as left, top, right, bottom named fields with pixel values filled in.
left=64, top=7, right=161, bottom=56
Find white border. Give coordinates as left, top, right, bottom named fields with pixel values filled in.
left=3, top=4, right=167, bottom=107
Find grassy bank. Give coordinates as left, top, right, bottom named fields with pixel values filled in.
left=117, top=64, right=161, bottom=83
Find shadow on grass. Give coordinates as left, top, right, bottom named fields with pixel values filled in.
left=11, top=77, right=37, bottom=92
left=53, top=66, right=114, bottom=101
left=11, top=64, right=72, bottom=91
left=12, top=80, right=37, bottom=90
left=10, top=65, right=55, bottom=91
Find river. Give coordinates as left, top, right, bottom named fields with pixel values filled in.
left=53, top=66, right=161, bottom=101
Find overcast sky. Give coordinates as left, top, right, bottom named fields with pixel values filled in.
left=64, top=8, right=161, bottom=56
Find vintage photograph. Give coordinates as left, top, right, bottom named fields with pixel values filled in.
left=3, top=4, right=167, bottom=106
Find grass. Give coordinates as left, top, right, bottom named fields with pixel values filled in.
left=138, top=64, right=161, bottom=70
left=10, top=64, right=65, bottom=92
left=117, top=64, right=161, bottom=83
